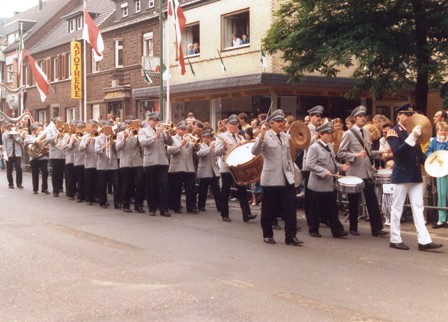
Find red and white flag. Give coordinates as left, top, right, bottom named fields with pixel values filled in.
left=26, top=52, right=49, bottom=102
left=168, top=0, right=186, bottom=75
left=82, top=8, right=104, bottom=62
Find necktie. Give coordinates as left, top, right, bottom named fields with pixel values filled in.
left=232, top=134, right=237, bottom=143
left=277, top=133, right=282, bottom=143
left=359, top=128, right=364, bottom=138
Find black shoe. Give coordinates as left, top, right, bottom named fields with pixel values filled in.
left=173, top=209, right=183, bottom=214
left=123, top=208, right=132, bottom=213
left=9, top=185, right=14, bottom=189
left=149, top=211, right=156, bottom=216
left=100, top=204, right=108, bottom=209
left=42, top=190, right=50, bottom=194
left=350, top=230, right=360, bottom=236
left=389, top=242, right=410, bottom=250
left=160, top=211, right=172, bottom=217
left=87, top=202, right=93, bottom=205
left=272, top=225, right=282, bottom=230
left=199, top=208, right=206, bottom=212
left=432, top=223, right=446, bottom=229
left=33, top=191, right=38, bottom=195
left=68, top=197, right=75, bottom=200
left=17, top=185, right=24, bottom=189
left=134, top=207, right=145, bottom=214
left=243, top=214, right=257, bottom=222
left=285, top=237, right=304, bottom=246
left=222, top=217, right=232, bottom=222
left=309, top=232, right=322, bottom=238
left=418, top=242, right=443, bottom=251
left=76, top=199, right=83, bottom=203
left=334, top=231, right=348, bottom=238
left=53, top=193, right=59, bottom=198
left=372, top=230, right=389, bottom=237
left=114, top=204, right=123, bottom=209
left=187, top=208, right=200, bottom=214
left=263, top=237, right=276, bottom=244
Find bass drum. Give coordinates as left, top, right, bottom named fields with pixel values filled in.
left=225, top=141, right=263, bottom=186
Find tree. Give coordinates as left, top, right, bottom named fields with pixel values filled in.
left=263, top=0, right=448, bottom=112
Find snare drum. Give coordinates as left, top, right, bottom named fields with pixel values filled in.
left=336, top=176, right=364, bottom=193
left=374, top=169, right=392, bottom=184
left=225, top=141, right=263, bottom=186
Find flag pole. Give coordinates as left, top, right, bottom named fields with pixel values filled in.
left=166, top=7, right=170, bottom=122
left=19, top=22, right=24, bottom=115
left=83, top=0, right=87, bottom=122
left=159, top=0, right=164, bottom=119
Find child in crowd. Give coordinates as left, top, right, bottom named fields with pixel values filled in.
left=426, top=121, right=448, bottom=228
left=381, top=160, right=395, bottom=226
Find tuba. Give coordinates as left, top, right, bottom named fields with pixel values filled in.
left=27, top=132, right=49, bottom=158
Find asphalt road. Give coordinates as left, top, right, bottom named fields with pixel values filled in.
left=1, top=171, right=447, bottom=321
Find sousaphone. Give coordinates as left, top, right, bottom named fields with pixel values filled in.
left=406, top=114, right=432, bottom=145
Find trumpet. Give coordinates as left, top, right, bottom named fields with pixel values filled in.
left=158, top=122, right=176, bottom=131
left=126, top=128, right=139, bottom=136
left=183, top=133, right=201, bottom=144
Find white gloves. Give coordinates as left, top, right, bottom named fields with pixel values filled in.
left=411, top=125, right=422, bottom=139
left=405, top=125, right=422, bottom=146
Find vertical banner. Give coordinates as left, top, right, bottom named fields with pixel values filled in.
left=71, top=41, right=82, bottom=99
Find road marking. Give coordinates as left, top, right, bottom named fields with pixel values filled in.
left=222, top=279, right=255, bottom=289
left=91, top=279, right=170, bottom=290
left=45, top=222, right=144, bottom=251
left=278, top=292, right=390, bottom=322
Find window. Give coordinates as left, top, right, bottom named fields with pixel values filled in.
left=183, top=23, right=200, bottom=57
left=66, top=107, right=78, bottom=122
left=135, top=0, right=141, bottom=13
left=68, top=19, right=76, bottom=33
left=222, top=10, right=250, bottom=49
left=148, top=0, right=155, bottom=9
left=53, top=57, right=59, bottom=81
left=76, top=16, right=83, bottom=30
left=66, top=53, right=72, bottom=79
left=92, top=53, right=100, bottom=73
left=38, top=109, right=47, bottom=124
left=115, top=40, right=124, bottom=67
left=143, top=32, right=154, bottom=57
left=121, top=2, right=129, bottom=17
left=6, top=65, right=13, bottom=83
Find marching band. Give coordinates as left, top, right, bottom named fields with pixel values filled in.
left=0, top=104, right=446, bottom=251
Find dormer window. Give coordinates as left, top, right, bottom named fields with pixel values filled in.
left=68, top=16, right=83, bottom=33
left=121, top=3, right=129, bottom=17
left=135, top=0, right=141, bottom=13
left=148, top=0, right=154, bottom=9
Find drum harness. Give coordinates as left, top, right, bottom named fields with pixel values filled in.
left=350, top=128, right=375, bottom=184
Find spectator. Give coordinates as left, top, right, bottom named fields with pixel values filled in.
left=187, top=43, right=195, bottom=55
left=241, top=34, right=250, bottom=44
left=238, top=112, right=250, bottom=131
left=193, top=42, right=200, bottom=54
left=186, top=112, right=196, bottom=125
left=232, top=33, right=242, bottom=47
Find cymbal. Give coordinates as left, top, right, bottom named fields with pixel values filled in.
left=406, top=114, right=432, bottom=145
left=289, top=121, right=311, bottom=150
left=424, top=150, right=448, bottom=178
left=331, top=130, right=344, bottom=153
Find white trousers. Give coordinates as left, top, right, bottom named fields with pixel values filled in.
left=390, top=182, right=432, bottom=245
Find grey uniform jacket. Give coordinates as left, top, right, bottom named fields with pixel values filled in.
left=2, top=132, right=23, bottom=157
left=167, top=134, right=197, bottom=173
left=301, top=123, right=318, bottom=171
left=79, top=134, right=97, bottom=169
left=197, top=142, right=220, bottom=178
left=70, top=138, right=85, bottom=167
left=251, top=129, right=295, bottom=186
left=214, top=131, right=244, bottom=173
left=64, top=135, right=75, bottom=164
left=94, top=134, right=110, bottom=170
left=45, top=124, right=65, bottom=159
left=337, top=126, right=379, bottom=179
left=138, top=126, right=173, bottom=167
left=306, top=140, right=344, bottom=192
left=24, top=134, right=48, bottom=160
left=115, top=131, right=143, bottom=168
